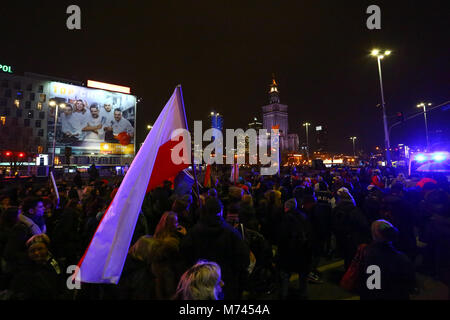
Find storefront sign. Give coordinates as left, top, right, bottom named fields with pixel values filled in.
left=0, top=64, right=13, bottom=73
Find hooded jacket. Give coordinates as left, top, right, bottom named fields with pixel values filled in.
left=180, top=214, right=250, bottom=299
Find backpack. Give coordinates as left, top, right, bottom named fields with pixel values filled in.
left=237, top=224, right=278, bottom=295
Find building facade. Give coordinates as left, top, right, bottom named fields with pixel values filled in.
left=315, top=124, right=328, bottom=153
left=0, top=70, right=136, bottom=168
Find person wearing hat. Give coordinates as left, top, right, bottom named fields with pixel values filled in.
left=8, top=234, right=67, bottom=299
left=359, top=220, right=416, bottom=300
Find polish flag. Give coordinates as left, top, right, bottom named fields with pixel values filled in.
left=230, top=163, right=239, bottom=184
left=76, top=86, right=190, bottom=284
left=204, top=164, right=212, bottom=187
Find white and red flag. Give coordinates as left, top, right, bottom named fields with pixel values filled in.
left=76, top=86, right=190, bottom=284
left=230, top=163, right=239, bottom=184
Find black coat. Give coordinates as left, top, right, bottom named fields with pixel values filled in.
left=333, top=201, right=371, bottom=250
left=359, top=241, right=415, bottom=300
left=423, top=214, right=450, bottom=286
left=275, top=209, right=313, bottom=273
left=180, top=214, right=250, bottom=300
left=117, top=255, right=156, bottom=300
left=9, top=258, right=67, bottom=300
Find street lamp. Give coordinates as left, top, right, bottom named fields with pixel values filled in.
left=147, top=124, right=153, bottom=130
left=417, top=102, right=432, bottom=151
left=302, top=122, right=311, bottom=160
left=49, top=100, right=65, bottom=169
left=350, top=136, right=357, bottom=157
left=371, top=49, right=392, bottom=165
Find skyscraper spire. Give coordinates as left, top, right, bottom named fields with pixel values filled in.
left=269, top=73, right=280, bottom=104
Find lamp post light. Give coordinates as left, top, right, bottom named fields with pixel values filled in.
left=302, top=122, right=311, bottom=160
left=350, top=136, right=357, bottom=157
left=49, top=100, right=65, bottom=169
left=416, top=102, right=432, bottom=151
left=147, top=124, right=153, bottom=130
left=371, top=49, right=392, bottom=165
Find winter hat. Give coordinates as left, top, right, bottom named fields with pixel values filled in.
left=371, top=219, right=399, bottom=243
left=337, top=187, right=350, bottom=197
left=337, top=187, right=356, bottom=205
left=208, top=188, right=218, bottom=198
left=229, top=186, right=243, bottom=200
left=26, top=233, right=50, bottom=249
left=181, top=194, right=193, bottom=204
left=284, top=198, right=297, bottom=211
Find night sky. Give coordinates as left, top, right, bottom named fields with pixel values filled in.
left=1, top=0, right=449, bottom=154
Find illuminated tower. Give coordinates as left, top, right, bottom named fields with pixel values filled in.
left=263, top=75, right=289, bottom=151
left=269, top=76, right=280, bottom=104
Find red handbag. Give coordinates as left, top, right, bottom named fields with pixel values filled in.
left=339, top=243, right=368, bottom=292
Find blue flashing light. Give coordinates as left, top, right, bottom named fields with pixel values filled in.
left=415, top=154, right=427, bottom=162
left=432, top=152, right=447, bottom=162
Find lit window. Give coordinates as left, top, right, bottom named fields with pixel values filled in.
left=37, top=102, right=42, bottom=110
left=0, top=116, right=5, bottom=125
left=14, top=99, right=20, bottom=108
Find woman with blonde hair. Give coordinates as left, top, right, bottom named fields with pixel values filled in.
left=173, top=260, right=224, bottom=300
left=153, top=211, right=186, bottom=240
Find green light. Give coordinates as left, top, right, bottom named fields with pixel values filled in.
left=0, top=64, right=13, bottom=73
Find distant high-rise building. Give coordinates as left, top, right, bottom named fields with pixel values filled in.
left=315, top=125, right=328, bottom=152
left=209, top=111, right=223, bottom=156
left=209, top=111, right=223, bottom=131
left=248, top=117, right=263, bottom=131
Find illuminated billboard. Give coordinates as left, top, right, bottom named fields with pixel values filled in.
left=46, top=81, right=136, bottom=157
left=87, top=80, right=131, bottom=94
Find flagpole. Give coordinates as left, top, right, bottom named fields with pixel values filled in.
left=177, top=85, right=202, bottom=208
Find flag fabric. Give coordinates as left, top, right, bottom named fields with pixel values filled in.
left=76, top=86, right=190, bottom=284
left=174, top=169, right=195, bottom=196
left=271, top=125, right=281, bottom=176
left=204, top=164, right=212, bottom=187
left=230, top=163, right=239, bottom=184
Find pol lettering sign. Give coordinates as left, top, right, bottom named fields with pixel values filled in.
left=0, top=64, right=13, bottom=73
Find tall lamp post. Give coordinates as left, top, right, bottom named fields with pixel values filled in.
left=49, top=100, right=65, bottom=169
left=350, top=136, right=357, bottom=157
left=417, top=102, right=432, bottom=151
left=303, top=122, right=311, bottom=160
left=371, top=49, right=392, bottom=165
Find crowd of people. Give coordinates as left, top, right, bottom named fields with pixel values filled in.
left=0, top=164, right=449, bottom=300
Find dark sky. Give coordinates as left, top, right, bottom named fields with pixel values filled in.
left=1, top=0, right=449, bottom=154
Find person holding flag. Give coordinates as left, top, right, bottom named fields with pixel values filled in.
left=76, top=86, right=193, bottom=284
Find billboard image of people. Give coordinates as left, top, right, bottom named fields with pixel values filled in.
left=46, top=81, right=136, bottom=157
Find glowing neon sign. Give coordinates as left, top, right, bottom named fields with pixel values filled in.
left=0, top=64, right=13, bottom=73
